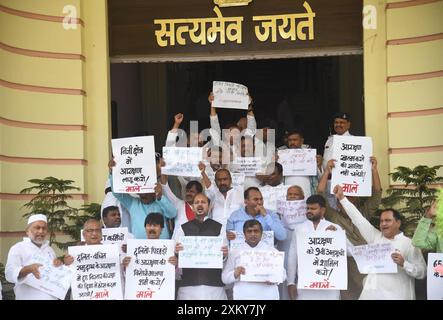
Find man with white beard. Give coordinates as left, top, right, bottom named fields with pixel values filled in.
left=6, top=214, right=73, bottom=299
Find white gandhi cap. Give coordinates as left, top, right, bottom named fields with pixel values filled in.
left=27, top=214, right=47, bottom=225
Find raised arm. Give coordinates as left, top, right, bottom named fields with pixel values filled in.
left=209, top=92, right=221, bottom=133
left=333, top=185, right=379, bottom=243
left=412, top=202, right=438, bottom=251
left=199, top=161, right=212, bottom=189
left=357, top=156, right=382, bottom=220
left=370, top=156, right=382, bottom=192
left=161, top=180, right=182, bottom=209
left=165, top=113, right=184, bottom=147
left=317, top=159, right=335, bottom=193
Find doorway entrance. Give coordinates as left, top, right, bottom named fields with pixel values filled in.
left=110, top=54, right=363, bottom=153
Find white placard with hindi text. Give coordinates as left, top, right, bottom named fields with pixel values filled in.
left=23, top=253, right=74, bottom=300
left=69, top=244, right=123, bottom=300
left=350, top=243, right=397, bottom=274
left=239, top=250, right=285, bottom=283
left=278, top=149, right=317, bottom=176
left=276, top=200, right=307, bottom=228
left=233, top=157, right=264, bottom=176
left=427, top=253, right=443, bottom=300
left=111, top=136, right=157, bottom=193
left=230, top=231, right=274, bottom=250
left=178, top=236, right=224, bottom=269
left=125, top=239, right=175, bottom=300
left=297, top=230, right=347, bottom=290
left=212, top=81, right=249, bottom=110
left=162, top=147, right=203, bottom=177
left=330, top=135, right=372, bottom=197
left=260, top=185, right=290, bottom=212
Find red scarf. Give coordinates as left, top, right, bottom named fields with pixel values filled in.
left=185, top=202, right=195, bottom=221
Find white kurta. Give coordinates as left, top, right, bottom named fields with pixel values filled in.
left=206, top=184, right=244, bottom=227
left=173, top=216, right=228, bottom=300
left=5, top=238, right=58, bottom=300
left=287, top=219, right=342, bottom=300
left=340, top=198, right=426, bottom=300
left=222, top=241, right=285, bottom=300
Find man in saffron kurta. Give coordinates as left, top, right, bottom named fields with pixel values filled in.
left=335, top=185, right=426, bottom=300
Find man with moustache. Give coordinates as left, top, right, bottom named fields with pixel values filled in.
left=317, top=157, right=382, bottom=300
left=322, top=112, right=352, bottom=171
left=226, top=187, right=286, bottom=242
left=160, top=159, right=204, bottom=236
left=173, top=193, right=229, bottom=300
left=81, top=219, right=104, bottom=245
left=334, top=185, right=426, bottom=300
left=122, top=213, right=177, bottom=268
left=6, top=214, right=73, bottom=299
left=321, top=112, right=352, bottom=209
left=200, top=164, right=244, bottom=228
left=102, top=206, right=122, bottom=228
left=286, top=195, right=343, bottom=300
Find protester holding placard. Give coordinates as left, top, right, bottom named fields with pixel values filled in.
left=122, top=213, right=178, bottom=299
left=6, top=214, right=74, bottom=300
left=322, top=112, right=352, bottom=173
left=109, top=159, right=177, bottom=240
left=163, top=113, right=199, bottom=199
left=69, top=220, right=124, bottom=300
left=200, top=163, right=244, bottom=228
left=286, top=195, right=344, bottom=300
left=173, top=193, right=228, bottom=300
left=334, top=185, right=426, bottom=300
left=321, top=112, right=353, bottom=209
left=317, top=156, right=382, bottom=300
left=222, top=220, right=285, bottom=300
left=208, top=89, right=256, bottom=162
left=227, top=187, right=286, bottom=243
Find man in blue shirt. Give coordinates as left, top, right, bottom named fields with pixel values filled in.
left=108, top=160, right=177, bottom=240
left=227, top=187, right=286, bottom=242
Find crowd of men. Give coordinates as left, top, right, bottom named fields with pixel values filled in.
left=4, top=92, right=442, bottom=300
